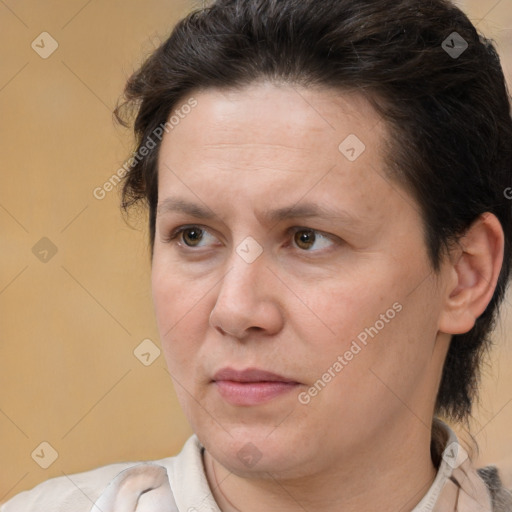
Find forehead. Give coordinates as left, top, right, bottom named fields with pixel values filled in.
left=160, top=82, right=385, bottom=160
left=155, top=82, right=405, bottom=228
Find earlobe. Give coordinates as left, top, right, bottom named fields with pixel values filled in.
left=438, top=212, right=504, bottom=335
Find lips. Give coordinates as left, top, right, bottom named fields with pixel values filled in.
left=212, top=367, right=300, bottom=406
left=212, top=367, right=298, bottom=384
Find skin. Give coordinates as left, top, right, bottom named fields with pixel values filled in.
left=151, top=81, right=504, bottom=511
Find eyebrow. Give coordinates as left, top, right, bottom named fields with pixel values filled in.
left=157, top=196, right=365, bottom=226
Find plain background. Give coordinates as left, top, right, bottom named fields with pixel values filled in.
left=0, top=0, right=511, bottom=503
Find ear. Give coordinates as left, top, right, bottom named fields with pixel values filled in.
left=438, top=212, right=504, bottom=335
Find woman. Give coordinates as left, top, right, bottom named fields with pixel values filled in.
left=3, top=0, right=512, bottom=510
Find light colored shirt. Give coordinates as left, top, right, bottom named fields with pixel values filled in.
left=1, top=421, right=509, bottom=511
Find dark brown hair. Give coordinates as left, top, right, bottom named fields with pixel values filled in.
left=114, top=0, right=512, bottom=422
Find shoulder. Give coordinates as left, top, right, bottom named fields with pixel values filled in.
left=0, top=456, right=178, bottom=512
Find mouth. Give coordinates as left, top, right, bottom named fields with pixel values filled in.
left=212, top=367, right=301, bottom=406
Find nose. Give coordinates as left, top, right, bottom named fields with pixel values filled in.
left=208, top=248, right=284, bottom=340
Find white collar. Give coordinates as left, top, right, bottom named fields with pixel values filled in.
left=412, top=420, right=492, bottom=511
left=90, top=419, right=493, bottom=511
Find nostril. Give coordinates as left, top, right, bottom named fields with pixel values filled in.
left=219, top=326, right=238, bottom=337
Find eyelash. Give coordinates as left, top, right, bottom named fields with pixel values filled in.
left=163, top=224, right=337, bottom=255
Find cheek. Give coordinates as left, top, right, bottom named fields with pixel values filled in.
left=151, top=265, right=204, bottom=364
left=151, top=269, right=176, bottom=331
left=300, top=272, right=421, bottom=382
left=304, top=277, right=385, bottom=341
left=151, top=256, right=195, bottom=324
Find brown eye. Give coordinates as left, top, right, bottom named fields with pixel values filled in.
left=181, top=227, right=204, bottom=246
left=164, top=224, right=218, bottom=248
left=294, top=229, right=316, bottom=250
left=290, top=227, right=335, bottom=253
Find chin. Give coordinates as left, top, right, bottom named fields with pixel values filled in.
left=198, top=421, right=311, bottom=476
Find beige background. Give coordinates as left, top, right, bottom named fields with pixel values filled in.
left=0, top=0, right=511, bottom=503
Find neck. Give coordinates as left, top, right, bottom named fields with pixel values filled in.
left=203, top=421, right=438, bottom=512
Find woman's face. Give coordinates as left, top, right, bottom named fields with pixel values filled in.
left=151, top=82, right=452, bottom=478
